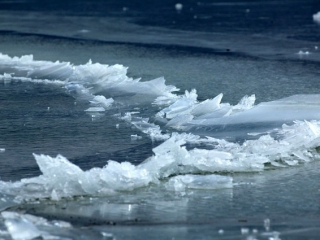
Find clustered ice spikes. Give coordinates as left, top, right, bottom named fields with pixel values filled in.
left=0, top=53, right=180, bottom=111
left=0, top=120, right=320, bottom=200
left=155, top=90, right=256, bottom=130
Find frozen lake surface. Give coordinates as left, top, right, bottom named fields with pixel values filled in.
left=0, top=0, right=320, bottom=239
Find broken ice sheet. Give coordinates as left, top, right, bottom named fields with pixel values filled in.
left=165, top=174, right=233, bottom=191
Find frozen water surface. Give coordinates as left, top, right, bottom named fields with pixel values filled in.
left=0, top=0, right=320, bottom=239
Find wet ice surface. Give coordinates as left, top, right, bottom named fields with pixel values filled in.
left=1, top=0, right=320, bottom=239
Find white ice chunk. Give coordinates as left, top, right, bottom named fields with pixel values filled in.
left=84, top=107, right=106, bottom=112
left=91, top=95, right=114, bottom=108
left=313, top=12, right=320, bottom=24
left=175, top=3, right=183, bottom=11
left=0, top=73, right=13, bottom=81
left=298, top=50, right=310, bottom=55
left=131, top=134, right=142, bottom=140
left=166, top=174, right=233, bottom=191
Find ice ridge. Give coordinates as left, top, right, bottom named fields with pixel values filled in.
left=0, top=120, right=320, bottom=200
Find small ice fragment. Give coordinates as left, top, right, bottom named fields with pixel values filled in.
left=246, top=9, right=250, bottom=13
left=84, top=107, right=105, bottom=112
left=101, top=232, right=114, bottom=237
left=252, top=229, right=258, bottom=233
left=241, top=228, right=250, bottom=234
left=261, top=231, right=281, bottom=240
left=131, top=134, right=142, bottom=140
left=116, top=124, right=119, bottom=129
left=78, top=29, right=90, bottom=33
left=218, top=229, right=224, bottom=234
left=123, top=7, right=128, bottom=11
left=270, top=232, right=281, bottom=240
left=264, top=218, right=270, bottom=231
left=315, top=46, right=318, bottom=50
left=51, top=190, right=60, bottom=201
left=92, top=95, right=114, bottom=108
left=175, top=3, right=183, bottom=11
left=52, top=220, right=72, bottom=228
left=0, top=148, right=5, bottom=153
left=298, top=50, right=310, bottom=55
left=313, top=12, right=320, bottom=24
left=0, top=73, right=12, bottom=83
left=47, top=107, right=50, bottom=111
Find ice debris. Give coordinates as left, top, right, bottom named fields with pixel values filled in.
left=0, top=120, right=320, bottom=200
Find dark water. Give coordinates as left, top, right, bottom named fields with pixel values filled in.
left=0, top=0, right=320, bottom=239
